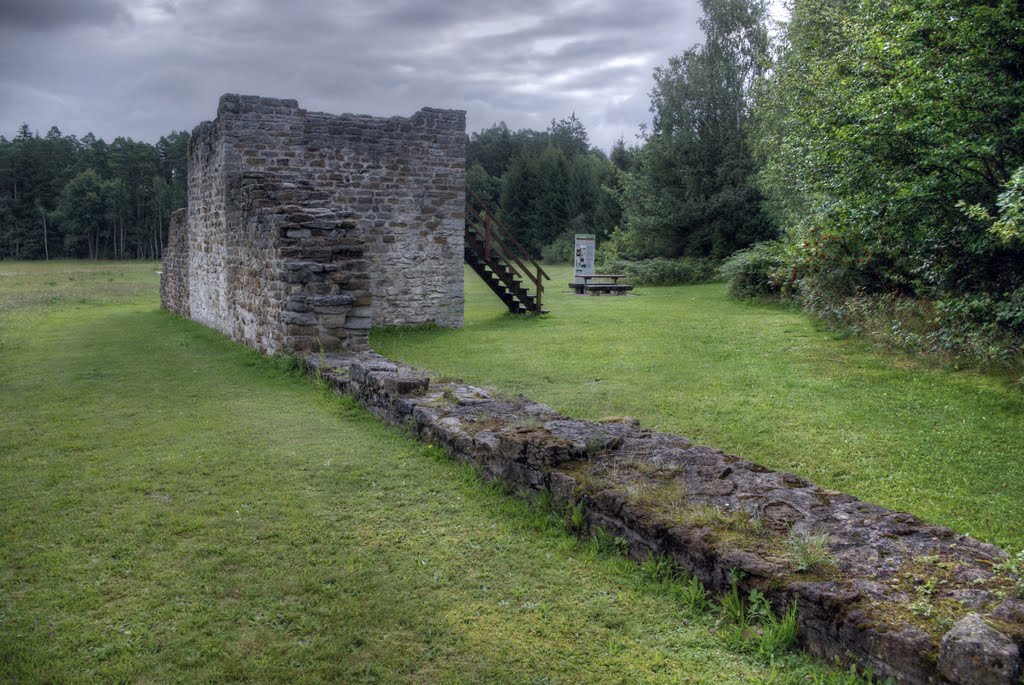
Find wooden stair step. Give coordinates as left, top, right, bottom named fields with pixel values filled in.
left=463, top=196, right=549, bottom=316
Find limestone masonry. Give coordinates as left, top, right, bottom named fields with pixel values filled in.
left=309, top=351, right=1024, bottom=685
left=161, top=94, right=466, bottom=353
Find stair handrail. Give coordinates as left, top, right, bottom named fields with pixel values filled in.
left=465, top=189, right=549, bottom=311
left=465, top=203, right=530, bottom=283
left=465, top=203, right=543, bottom=311
left=466, top=189, right=550, bottom=281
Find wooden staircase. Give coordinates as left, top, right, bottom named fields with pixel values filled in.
left=464, top=190, right=550, bottom=314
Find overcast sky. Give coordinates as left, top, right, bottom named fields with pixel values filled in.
left=0, top=0, right=723, bottom=152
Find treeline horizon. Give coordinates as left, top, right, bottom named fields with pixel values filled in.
left=2, top=0, right=1021, bottom=365
left=0, top=126, right=188, bottom=260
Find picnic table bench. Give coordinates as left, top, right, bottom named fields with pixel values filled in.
left=568, top=274, right=634, bottom=296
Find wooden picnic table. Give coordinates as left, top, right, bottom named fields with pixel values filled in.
left=581, top=273, right=626, bottom=283
left=568, top=274, right=634, bottom=295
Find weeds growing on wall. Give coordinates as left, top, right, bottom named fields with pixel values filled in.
left=786, top=530, right=836, bottom=573
left=809, top=666, right=895, bottom=685
left=994, top=550, right=1024, bottom=599
left=563, top=507, right=809, bottom=665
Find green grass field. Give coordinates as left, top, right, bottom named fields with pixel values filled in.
left=374, top=265, right=1024, bottom=551
left=1, top=261, right=847, bottom=683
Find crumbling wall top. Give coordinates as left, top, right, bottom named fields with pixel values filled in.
left=162, top=93, right=466, bottom=354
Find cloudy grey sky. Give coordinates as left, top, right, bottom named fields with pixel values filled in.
left=0, top=0, right=716, bottom=152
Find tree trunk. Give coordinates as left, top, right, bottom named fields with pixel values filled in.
left=40, top=206, right=49, bottom=261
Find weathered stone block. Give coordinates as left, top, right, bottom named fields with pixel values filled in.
left=346, top=316, right=372, bottom=330
left=939, top=614, right=1021, bottom=685
left=282, top=311, right=317, bottom=326
left=313, top=294, right=356, bottom=307
left=318, top=314, right=348, bottom=329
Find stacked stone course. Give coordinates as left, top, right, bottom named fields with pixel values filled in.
left=161, top=94, right=466, bottom=353
left=308, top=351, right=1024, bottom=685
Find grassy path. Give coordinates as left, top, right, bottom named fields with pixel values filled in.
left=0, top=262, right=836, bottom=683
left=374, top=265, right=1024, bottom=550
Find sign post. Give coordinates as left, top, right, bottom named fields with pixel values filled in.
left=573, top=234, right=595, bottom=285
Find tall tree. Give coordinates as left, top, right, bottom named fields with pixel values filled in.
left=500, top=146, right=578, bottom=253
left=618, top=0, right=774, bottom=259
left=753, top=0, right=1024, bottom=301
left=548, top=113, right=589, bottom=159
left=57, top=169, right=113, bottom=260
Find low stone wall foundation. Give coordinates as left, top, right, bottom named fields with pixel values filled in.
left=309, top=351, right=1024, bottom=685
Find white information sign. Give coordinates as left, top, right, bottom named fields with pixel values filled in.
left=573, top=234, right=595, bottom=284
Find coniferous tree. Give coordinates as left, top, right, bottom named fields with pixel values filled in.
left=0, top=125, right=189, bottom=259
left=467, top=116, right=621, bottom=257
left=617, top=0, right=774, bottom=259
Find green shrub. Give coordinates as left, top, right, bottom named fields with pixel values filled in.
left=719, top=241, right=795, bottom=298
left=599, top=257, right=720, bottom=286
left=796, top=288, right=1024, bottom=379
left=540, top=231, right=576, bottom=264
left=961, top=165, right=1024, bottom=245
left=931, top=291, right=1024, bottom=351
left=596, top=225, right=648, bottom=263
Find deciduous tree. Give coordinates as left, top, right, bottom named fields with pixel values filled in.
left=617, top=0, right=774, bottom=259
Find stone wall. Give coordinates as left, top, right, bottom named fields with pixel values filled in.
left=309, top=351, right=1024, bottom=685
left=159, top=208, right=189, bottom=316
left=161, top=94, right=466, bottom=353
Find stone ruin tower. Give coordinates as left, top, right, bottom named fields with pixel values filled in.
left=160, top=94, right=466, bottom=354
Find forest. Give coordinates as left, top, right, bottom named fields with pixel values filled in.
left=0, top=126, right=188, bottom=260
left=2, top=0, right=1021, bottom=368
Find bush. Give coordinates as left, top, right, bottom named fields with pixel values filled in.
left=599, top=257, right=720, bottom=286
left=928, top=293, right=1024, bottom=369
left=540, top=231, right=576, bottom=264
left=596, top=225, right=648, bottom=263
left=719, top=232, right=1024, bottom=378
left=718, top=241, right=795, bottom=298
left=796, top=289, right=1024, bottom=379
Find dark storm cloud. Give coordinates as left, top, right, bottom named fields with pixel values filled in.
left=373, top=2, right=468, bottom=29
left=0, top=0, right=708, bottom=150
left=0, top=0, right=130, bottom=29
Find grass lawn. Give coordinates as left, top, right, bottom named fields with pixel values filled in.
left=0, top=260, right=843, bottom=683
left=374, top=264, right=1024, bottom=551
